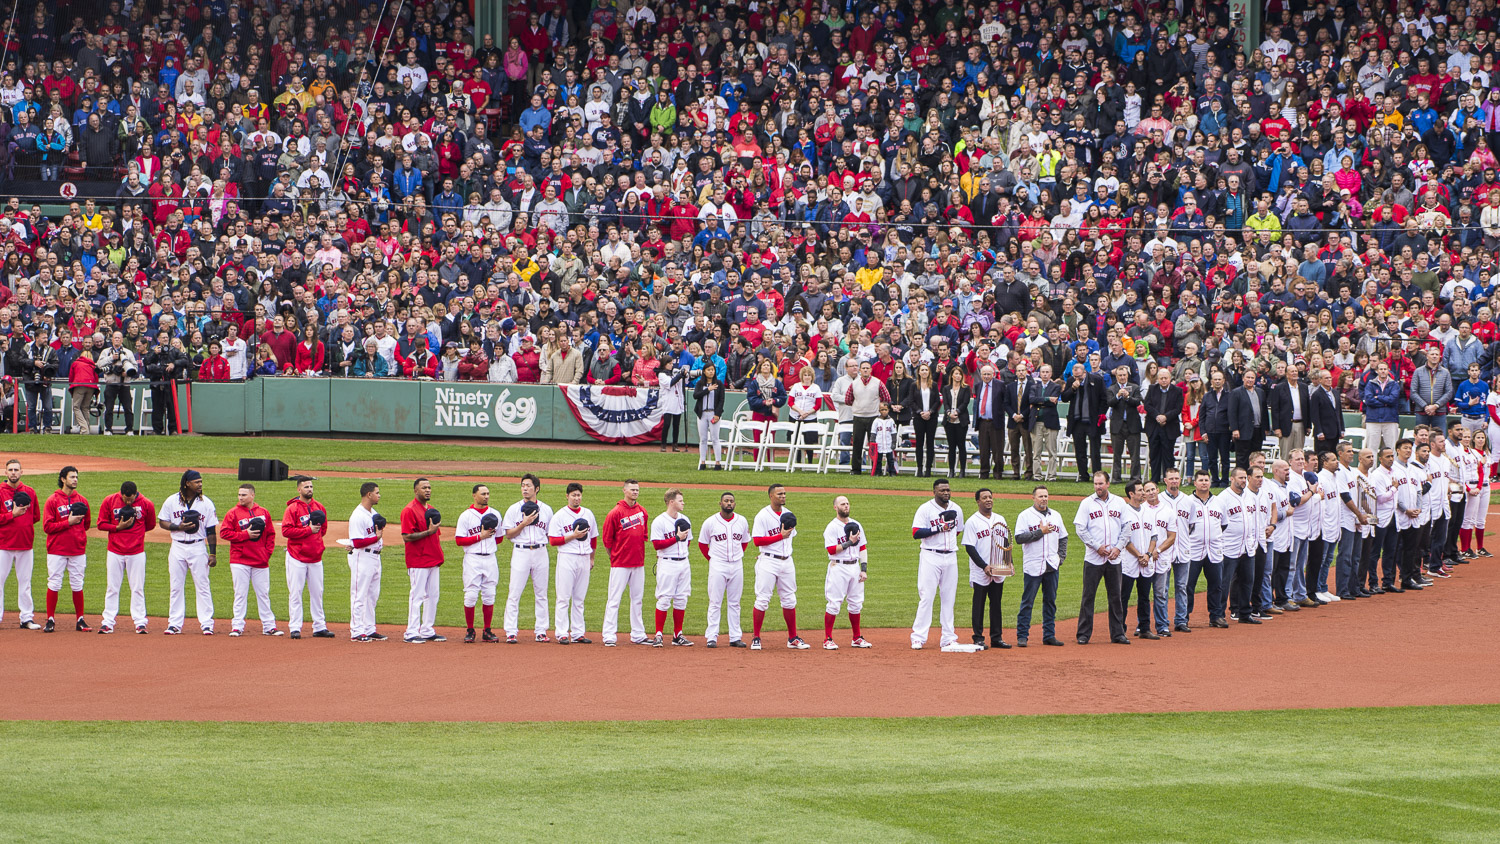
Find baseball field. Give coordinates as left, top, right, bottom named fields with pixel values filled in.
left=3, top=434, right=1499, bottom=842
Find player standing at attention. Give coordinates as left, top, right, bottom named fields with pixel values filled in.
left=1072, top=471, right=1130, bottom=645
left=502, top=474, right=553, bottom=643
left=699, top=491, right=749, bottom=648
left=1013, top=486, right=1068, bottom=647
left=281, top=476, right=333, bottom=639
left=911, top=478, right=965, bottom=650
left=649, top=488, right=694, bottom=647
left=347, top=483, right=387, bottom=642
left=821, top=495, right=870, bottom=650
left=160, top=470, right=219, bottom=635
left=0, top=459, right=42, bottom=629
left=42, top=466, right=91, bottom=633
left=218, top=483, right=281, bottom=636
left=751, top=483, right=809, bottom=650
left=962, top=487, right=1011, bottom=650
left=400, top=478, right=445, bottom=644
left=602, top=479, right=650, bottom=646
left=454, top=484, right=502, bottom=643
left=97, top=481, right=155, bottom=634
left=549, top=483, right=598, bottom=644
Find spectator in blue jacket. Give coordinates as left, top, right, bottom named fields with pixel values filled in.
left=1361, top=361, right=1403, bottom=455
left=1444, top=322, right=1486, bottom=380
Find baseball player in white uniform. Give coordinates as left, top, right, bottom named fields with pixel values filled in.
left=548, top=482, right=598, bottom=644
left=158, top=470, right=219, bottom=635
left=961, top=487, right=1011, bottom=650
left=649, top=488, right=695, bottom=647
left=502, top=473, right=554, bottom=643
left=346, top=483, right=388, bottom=642
left=698, top=491, right=749, bottom=647
left=750, top=483, right=809, bottom=650
left=455, top=484, right=502, bottom=643
left=912, top=477, right=967, bottom=651
left=820, top=495, right=870, bottom=650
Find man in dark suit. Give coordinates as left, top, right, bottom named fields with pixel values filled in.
left=971, top=364, right=1005, bottom=479
left=1308, top=367, right=1345, bottom=457
left=1227, top=369, right=1269, bottom=468
left=1143, top=366, right=1184, bottom=482
left=1028, top=363, right=1064, bottom=481
left=1200, top=369, right=1232, bottom=486
left=1062, top=360, right=1107, bottom=482
left=1004, top=363, right=1035, bottom=479
left=1107, top=363, right=1143, bottom=482
left=1269, top=362, right=1311, bottom=458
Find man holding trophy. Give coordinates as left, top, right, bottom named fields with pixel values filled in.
left=962, top=488, right=1013, bottom=650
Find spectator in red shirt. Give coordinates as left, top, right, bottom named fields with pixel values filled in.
left=259, top=315, right=297, bottom=370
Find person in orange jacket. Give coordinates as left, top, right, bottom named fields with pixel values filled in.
left=217, top=483, right=281, bottom=636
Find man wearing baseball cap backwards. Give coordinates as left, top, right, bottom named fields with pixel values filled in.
left=159, top=470, right=220, bottom=635
left=219, top=483, right=281, bottom=637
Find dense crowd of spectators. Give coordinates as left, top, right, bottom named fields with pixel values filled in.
left=2, top=0, right=1500, bottom=470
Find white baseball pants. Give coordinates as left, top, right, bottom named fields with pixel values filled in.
left=1464, top=489, right=1490, bottom=530
left=503, top=547, right=550, bottom=636
left=405, top=566, right=441, bottom=640
left=911, top=551, right=959, bottom=648
left=753, top=556, right=797, bottom=611
left=46, top=553, right=87, bottom=592
left=285, top=554, right=326, bottom=634
left=167, top=542, right=214, bottom=632
left=554, top=552, right=591, bottom=639
left=102, top=551, right=146, bottom=629
left=824, top=562, right=865, bottom=616
left=231, top=564, right=276, bottom=633
left=603, top=566, right=646, bottom=643
left=704, top=562, right=744, bottom=643
left=698, top=413, right=723, bottom=465
left=0, top=548, right=36, bottom=624
left=462, top=554, right=499, bottom=606
left=348, top=550, right=382, bottom=637
left=655, top=559, right=691, bottom=611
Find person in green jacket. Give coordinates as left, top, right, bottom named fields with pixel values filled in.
left=649, top=91, right=676, bottom=136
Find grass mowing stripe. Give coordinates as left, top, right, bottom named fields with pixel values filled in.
left=0, top=707, right=1497, bottom=842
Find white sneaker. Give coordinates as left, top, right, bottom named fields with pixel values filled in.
left=1327, top=593, right=1341, bottom=602
left=911, top=642, right=923, bottom=650
left=823, top=638, right=838, bottom=650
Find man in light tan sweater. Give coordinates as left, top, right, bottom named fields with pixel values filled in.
left=546, top=333, right=584, bottom=384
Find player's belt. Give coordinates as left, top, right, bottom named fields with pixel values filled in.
left=659, top=556, right=687, bottom=562
left=175, top=539, right=202, bottom=544
left=514, top=543, right=545, bottom=550
left=835, top=559, right=859, bottom=565
left=760, top=552, right=790, bottom=560
left=469, top=551, right=493, bottom=556
left=924, top=547, right=954, bottom=554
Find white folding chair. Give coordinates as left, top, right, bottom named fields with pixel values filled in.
left=1345, top=426, right=1366, bottom=449
left=728, top=418, right=768, bottom=471
left=893, top=424, right=917, bottom=475
left=789, top=419, right=829, bottom=473
left=758, top=420, right=801, bottom=471
left=822, top=422, right=854, bottom=473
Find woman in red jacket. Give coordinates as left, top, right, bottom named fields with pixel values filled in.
left=67, top=348, right=99, bottom=434
left=512, top=335, right=542, bottom=382
left=198, top=341, right=231, bottom=382
left=292, top=323, right=325, bottom=375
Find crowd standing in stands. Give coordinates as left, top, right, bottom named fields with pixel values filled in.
left=1, top=0, right=1500, bottom=482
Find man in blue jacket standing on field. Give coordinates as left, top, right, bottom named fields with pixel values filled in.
left=1362, top=361, right=1403, bottom=455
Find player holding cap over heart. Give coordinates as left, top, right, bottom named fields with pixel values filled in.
left=347, top=483, right=388, bottom=642
left=0, top=458, right=43, bottom=630
left=455, top=484, right=503, bottom=643
left=911, top=478, right=968, bottom=651
left=281, top=476, right=333, bottom=639
left=400, top=478, right=445, bottom=644
left=821, top=495, right=871, bottom=650
left=501, top=474, right=554, bottom=643
left=42, top=465, right=91, bottom=633
left=751, top=483, right=809, bottom=650
left=547, top=482, right=598, bottom=644
left=649, top=488, right=694, bottom=647
left=219, top=482, right=280, bottom=637
left=160, top=469, right=219, bottom=635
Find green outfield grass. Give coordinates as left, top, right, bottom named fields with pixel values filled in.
left=0, top=434, right=1169, bottom=632
left=1, top=706, right=1497, bottom=842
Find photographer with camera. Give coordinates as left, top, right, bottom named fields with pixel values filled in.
left=143, top=329, right=189, bottom=435
left=5, top=326, right=57, bottom=433
left=95, top=331, right=139, bottom=436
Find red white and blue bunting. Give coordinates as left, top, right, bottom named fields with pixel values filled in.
left=558, top=385, right=666, bottom=444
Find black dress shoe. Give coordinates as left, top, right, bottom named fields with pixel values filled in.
left=1386, top=584, right=1405, bottom=593
left=1358, top=589, right=1374, bottom=597
left=991, top=639, right=1012, bottom=649
left=1210, top=618, right=1229, bottom=628
left=1174, top=624, right=1192, bottom=633
left=1042, top=637, right=1064, bottom=646
left=1015, top=638, right=1028, bottom=648
left=1111, top=636, right=1132, bottom=644
left=1369, top=586, right=1385, bottom=594
left=1077, top=638, right=1089, bottom=645
left=1238, top=615, right=1262, bottom=624
left=1139, top=631, right=1160, bottom=640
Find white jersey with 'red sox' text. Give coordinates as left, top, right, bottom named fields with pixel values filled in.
left=912, top=499, right=963, bottom=553
left=454, top=506, right=501, bottom=556
left=548, top=506, right=598, bottom=554
left=698, top=512, right=749, bottom=565
left=752, top=506, right=796, bottom=557
left=1072, top=492, right=1126, bottom=566
left=502, top=500, right=554, bottom=547
left=161, top=493, right=218, bottom=542
left=823, top=518, right=866, bottom=563
left=651, top=512, right=693, bottom=560
left=347, top=504, right=382, bottom=553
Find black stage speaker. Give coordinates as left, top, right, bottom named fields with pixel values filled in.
left=238, top=459, right=289, bottom=482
